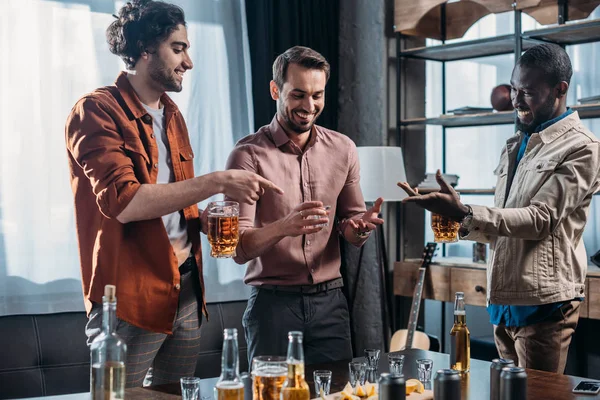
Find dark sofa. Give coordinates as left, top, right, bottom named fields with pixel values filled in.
left=0, top=301, right=248, bottom=399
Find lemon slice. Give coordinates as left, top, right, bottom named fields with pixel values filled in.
left=406, top=379, right=425, bottom=394
left=342, top=382, right=353, bottom=394
left=364, top=382, right=377, bottom=397
left=355, top=384, right=366, bottom=397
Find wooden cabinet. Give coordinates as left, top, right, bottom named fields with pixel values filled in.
left=450, top=267, right=487, bottom=307
left=394, top=258, right=600, bottom=319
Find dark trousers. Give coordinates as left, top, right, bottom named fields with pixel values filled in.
left=243, top=286, right=353, bottom=366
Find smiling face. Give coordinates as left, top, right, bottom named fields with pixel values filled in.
left=510, top=64, right=566, bottom=133
left=146, top=24, right=193, bottom=93
left=270, top=63, right=326, bottom=135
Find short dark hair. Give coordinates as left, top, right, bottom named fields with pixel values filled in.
left=272, top=46, right=331, bottom=89
left=106, top=0, right=186, bottom=69
left=517, top=43, right=573, bottom=86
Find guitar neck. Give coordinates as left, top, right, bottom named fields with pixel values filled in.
left=405, top=267, right=426, bottom=350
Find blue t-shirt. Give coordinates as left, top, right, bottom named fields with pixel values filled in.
left=487, top=109, right=579, bottom=327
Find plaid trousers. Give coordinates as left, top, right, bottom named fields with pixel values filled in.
left=85, top=267, right=203, bottom=388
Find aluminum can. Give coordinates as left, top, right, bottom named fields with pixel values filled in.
left=379, top=372, right=406, bottom=400
left=433, top=369, right=461, bottom=400
left=500, top=367, right=527, bottom=400
left=490, top=358, right=515, bottom=400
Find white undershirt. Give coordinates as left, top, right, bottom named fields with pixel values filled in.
left=142, top=103, right=191, bottom=267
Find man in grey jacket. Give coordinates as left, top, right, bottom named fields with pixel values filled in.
left=399, top=43, right=600, bottom=373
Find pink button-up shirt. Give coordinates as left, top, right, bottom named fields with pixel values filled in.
left=225, top=116, right=367, bottom=286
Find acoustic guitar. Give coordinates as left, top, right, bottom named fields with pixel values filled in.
left=390, top=242, right=438, bottom=351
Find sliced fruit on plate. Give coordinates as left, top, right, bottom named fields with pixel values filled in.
left=364, top=382, right=377, bottom=397
left=355, top=384, right=367, bottom=397
left=406, top=378, right=425, bottom=394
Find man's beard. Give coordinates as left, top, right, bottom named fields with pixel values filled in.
left=516, top=95, right=556, bottom=133
left=148, top=59, right=182, bottom=93
left=279, top=103, right=320, bottom=134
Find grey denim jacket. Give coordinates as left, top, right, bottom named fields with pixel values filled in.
left=463, top=111, right=600, bottom=305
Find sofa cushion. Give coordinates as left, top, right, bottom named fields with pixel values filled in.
left=0, top=300, right=248, bottom=398
left=0, top=312, right=90, bottom=399
left=195, top=301, right=249, bottom=378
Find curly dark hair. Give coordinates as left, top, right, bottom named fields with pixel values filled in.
left=106, top=0, right=186, bottom=69
left=272, top=46, right=330, bottom=89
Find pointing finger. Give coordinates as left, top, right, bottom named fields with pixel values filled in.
left=258, top=176, right=284, bottom=194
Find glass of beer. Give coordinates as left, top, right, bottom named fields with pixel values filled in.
left=252, top=356, right=287, bottom=400
left=431, top=213, right=460, bottom=243
left=207, top=201, right=239, bottom=258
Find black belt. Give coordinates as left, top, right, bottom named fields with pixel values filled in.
left=179, top=255, right=196, bottom=275
left=259, top=277, right=344, bottom=294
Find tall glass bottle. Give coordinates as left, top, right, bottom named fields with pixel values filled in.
left=90, top=285, right=127, bottom=400
left=280, top=331, right=310, bottom=400
left=214, top=328, right=244, bottom=400
left=450, top=292, right=470, bottom=373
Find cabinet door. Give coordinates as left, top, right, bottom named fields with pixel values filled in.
left=450, top=268, right=487, bottom=306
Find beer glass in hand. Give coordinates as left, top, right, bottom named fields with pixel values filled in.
left=431, top=213, right=460, bottom=243
left=207, top=201, right=239, bottom=258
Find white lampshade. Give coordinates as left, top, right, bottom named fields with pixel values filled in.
left=357, top=146, right=408, bottom=202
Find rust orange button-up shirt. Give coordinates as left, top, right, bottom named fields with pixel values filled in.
left=65, top=72, right=205, bottom=334
left=226, top=116, right=368, bottom=286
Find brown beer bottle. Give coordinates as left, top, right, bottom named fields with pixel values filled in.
left=214, top=328, right=244, bottom=400
left=280, top=331, right=310, bottom=400
left=450, top=292, right=471, bottom=373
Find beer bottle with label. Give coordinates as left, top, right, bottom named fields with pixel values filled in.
left=450, top=292, right=470, bottom=373
left=214, top=328, right=244, bottom=400
left=280, top=331, right=310, bottom=400
left=90, top=285, right=127, bottom=400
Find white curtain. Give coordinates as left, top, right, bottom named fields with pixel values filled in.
left=0, top=0, right=253, bottom=315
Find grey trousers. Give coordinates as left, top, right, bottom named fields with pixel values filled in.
left=85, top=269, right=203, bottom=388
left=243, top=286, right=353, bottom=366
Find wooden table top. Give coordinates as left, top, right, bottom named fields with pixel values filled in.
left=26, top=349, right=599, bottom=399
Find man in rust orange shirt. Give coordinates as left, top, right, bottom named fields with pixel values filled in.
left=65, top=0, right=281, bottom=387
left=226, top=46, right=384, bottom=364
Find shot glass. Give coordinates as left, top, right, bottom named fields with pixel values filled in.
left=313, top=370, right=332, bottom=396
left=364, top=349, right=381, bottom=371
left=416, top=359, right=434, bottom=382
left=307, top=205, right=331, bottom=228
left=180, top=376, right=201, bottom=400
left=348, top=361, right=366, bottom=387
left=388, top=353, right=405, bottom=375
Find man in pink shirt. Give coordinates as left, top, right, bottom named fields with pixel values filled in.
left=226, top=46, right=384, bottom=364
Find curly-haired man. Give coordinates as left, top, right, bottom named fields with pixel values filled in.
left=65, top=0, right=281, bottom=386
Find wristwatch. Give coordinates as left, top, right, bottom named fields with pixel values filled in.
left=460, top=205, right=474, bottom=229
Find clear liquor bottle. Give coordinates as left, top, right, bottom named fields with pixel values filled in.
left=280, top=331, right=310, bottom=400
left=90, top=285, right=127, bottom=400
left=214, top=328, right=244, bottom=400
left=450, top=291, right=471, bottom=373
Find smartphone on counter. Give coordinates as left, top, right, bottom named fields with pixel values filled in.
left=572, top=381, right=600, bottom=394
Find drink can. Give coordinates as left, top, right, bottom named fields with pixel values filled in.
left=379, top=373, right=405, bottom=400
left=490, top=358, right=514, bottom=400
left=500, top=367, right=527, bottom=400
left=433, top=369, right=461, bottom=400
